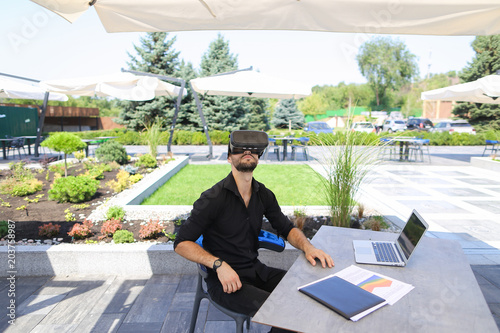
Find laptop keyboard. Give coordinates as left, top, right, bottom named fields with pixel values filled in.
left=373, top=242, right=400, bottom=263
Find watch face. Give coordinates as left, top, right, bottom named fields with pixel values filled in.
left=213, top=259, right=222, bottom=271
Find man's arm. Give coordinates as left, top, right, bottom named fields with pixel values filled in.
left=286, top=227, right=334, bottom=268
left=175, top=241, right=242, bottom=294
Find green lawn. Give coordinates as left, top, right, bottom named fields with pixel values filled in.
left=141, top=164, right=328, bottom=206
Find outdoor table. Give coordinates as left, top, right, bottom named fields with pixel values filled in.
left=275, top=137, right=297, bottom=161
left=0, top=138, right=14, bottom=160
left=82, top=137, right=118, bottom=157
left=390, top=136, right=419, bottom=161
left=253, top=226, right=497, bottom=333
left=22, top=135, right=37, bottom=155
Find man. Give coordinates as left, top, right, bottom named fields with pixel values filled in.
left=174, top=130, right=334, bottom=332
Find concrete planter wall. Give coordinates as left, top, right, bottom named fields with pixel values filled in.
left=0, top=243, right=299, bottom=277
left=471, top=157, right=500, bottom=173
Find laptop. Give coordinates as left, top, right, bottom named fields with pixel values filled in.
left=353, top=210, right=429, bottom=267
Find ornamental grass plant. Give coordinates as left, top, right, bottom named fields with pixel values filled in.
left=313, top=129, right=381, bottom=228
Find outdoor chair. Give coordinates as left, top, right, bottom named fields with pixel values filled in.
left=378, top=137, right=397, bottom=160
left=189, top=230, right=285, bottom=333
left=263, top=138, right=281, bottom=161
left=8, top=137, right=26, bottom=159
left=291, top=137, right=310, bottom=161
left=408, top=139, right=431, bottom=163
left=482, top=140, right=498, bottom=156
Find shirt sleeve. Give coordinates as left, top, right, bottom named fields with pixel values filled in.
left=259, top=185, right=295, bottom=239
left=173, top=188, right=217, bottom=249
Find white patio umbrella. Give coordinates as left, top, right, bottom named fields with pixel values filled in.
left=30, top=0, right=500, bottom=35
left=0, top=77, right=68, bottom=101
left=40, top=72, right=184, bottom=101
left=190, top=70, right=312, bottom=99
left=421, top=75, right=500, bottom=104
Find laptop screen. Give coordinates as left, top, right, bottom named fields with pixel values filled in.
left=397, top=211, right=428, bottom=260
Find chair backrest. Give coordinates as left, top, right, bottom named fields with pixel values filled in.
left=486, top=140, right=499, bottom=144
left=11, top=138, right=24, bottom=148
left=298, top=137, right=310, bottom=145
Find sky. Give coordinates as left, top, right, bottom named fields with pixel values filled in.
left=1, top=2, right=478, bottom=90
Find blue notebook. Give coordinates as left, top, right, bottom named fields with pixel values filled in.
left=298, top=275, right=386, bottom=320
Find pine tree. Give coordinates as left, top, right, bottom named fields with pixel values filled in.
left=199, top=34, right=250, bottom=131
left=117, top=32, right=181, bottom=131
left=271, top=99, right=305, bottom=129
left=246, top=98, right=270, bottom=131
left=453, top=35, right=500, bottom=130
left=175, top=60, right=201, bottom=131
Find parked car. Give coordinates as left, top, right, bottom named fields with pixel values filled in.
left=304, top=121, right=333, bottom=134
left=431, top=120, right=476, bottom=135
left=351, top=122, right=376, bottom=133
left=406, top=118, right=434, bottom=131
left=382, top=119, right=407, bottom=133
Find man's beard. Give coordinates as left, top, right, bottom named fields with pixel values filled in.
left=234, top=156, right=257, bottom=173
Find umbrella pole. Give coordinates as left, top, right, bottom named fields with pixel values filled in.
left=35, top=92, right=49, bottom=157
left=190, top=82, right=213, bottom=159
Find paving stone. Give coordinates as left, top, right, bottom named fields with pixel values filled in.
left=432, top=187, right=492, bottom=197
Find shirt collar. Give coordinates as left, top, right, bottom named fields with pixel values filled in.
left=223, top=172, right=260, bottom=197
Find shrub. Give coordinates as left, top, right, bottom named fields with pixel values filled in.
left=68, top=219, right=93, bottom=240
left=173, top=130, right=192, bottom=145
left=3, top=178, right=43, bottom=197
left=42, top=132, right=87, bottom=177
left=135, top=154, right=157, bottom=168
left=106, top=206, right=125, bottom=221
left=107, top=161, right=121, bottom=170
left=95, top=140, right=128, bottom=165
left=49, top=175, right=99, bottom=203
left=100, top=218, right=123, bottom=237
left=84, top=167, right=104, bottom=180
left=49, top=163, right=66, bottom=175
left=191, top=131, right=207, bottom=145
left=38, top=223, right=61, bottom=238
left=0, top=221, right=8, bottom=238
left=74, top=150, right=86, bottom=162
left=122, top=165, right=138, bottom=175
left=139, top=219, right=164, bottom=239
left=106, top=170, right=142, bottom=193
left=113, top=230, right=135, bottom=244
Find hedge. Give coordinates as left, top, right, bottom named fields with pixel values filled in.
left=65, top=129, right=500, bottom=146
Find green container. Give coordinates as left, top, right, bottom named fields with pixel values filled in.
left=0, top=106, right=39, bottom=137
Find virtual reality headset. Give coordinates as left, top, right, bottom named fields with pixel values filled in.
left=229, top=130, right=269, bottom=157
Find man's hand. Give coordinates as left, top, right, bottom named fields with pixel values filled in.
left=304, top=247, right=334, bottom=268
left=217, top=262, right=242, bottom=293
left=286, top=227, right=334, bottom=268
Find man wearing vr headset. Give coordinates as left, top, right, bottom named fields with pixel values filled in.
left=175, top=130, right=333, bottom=332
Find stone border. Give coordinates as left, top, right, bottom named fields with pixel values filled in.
left=0, top=243, right=299, bottom=277
left=471, top=156, right=500, bottom=173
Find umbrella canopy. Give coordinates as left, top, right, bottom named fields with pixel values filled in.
left=40, top=72, right=184, bottom=101
left=30, top=0, right=500, bottom=35
left=0, top=77, right=68, bottom=101
left=421, top=75, right=500, bottom=104
left=190, top=70, right=312, bottom=99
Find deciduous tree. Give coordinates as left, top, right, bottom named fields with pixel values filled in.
left=357, top=37, right=419, bottom=108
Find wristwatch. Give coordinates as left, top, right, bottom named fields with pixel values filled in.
left=213, top=258, right=223, bottom=272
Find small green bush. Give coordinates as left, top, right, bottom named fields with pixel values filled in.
left=191, top=132, right=207, bottom=145
left=0, top=221, right=8, bottom=238
left=113, top=230, right=135, bottom=244
left=49, top=175, right=99, bottom=203
left=95, top=140, right=128, bottom=165
left=106, top=206, right=125, bottom=221
left=174, top=130, right=192, bottom=145
left=135, top=154, right=158, bottom=168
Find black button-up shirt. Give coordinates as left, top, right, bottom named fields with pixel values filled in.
left=174, top=172, right=294, bottom=271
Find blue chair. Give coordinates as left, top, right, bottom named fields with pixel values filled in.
left=378, top=137, right=396, bottom=160
left=291, top=137, right=310, bottom=161
left=189, top=230, right=285, bottom=333
left=482, top=140, right=499, bottom=156
left=263, top=138, right=281, bottom=161
left=408, top=139, right=431, bottom=163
